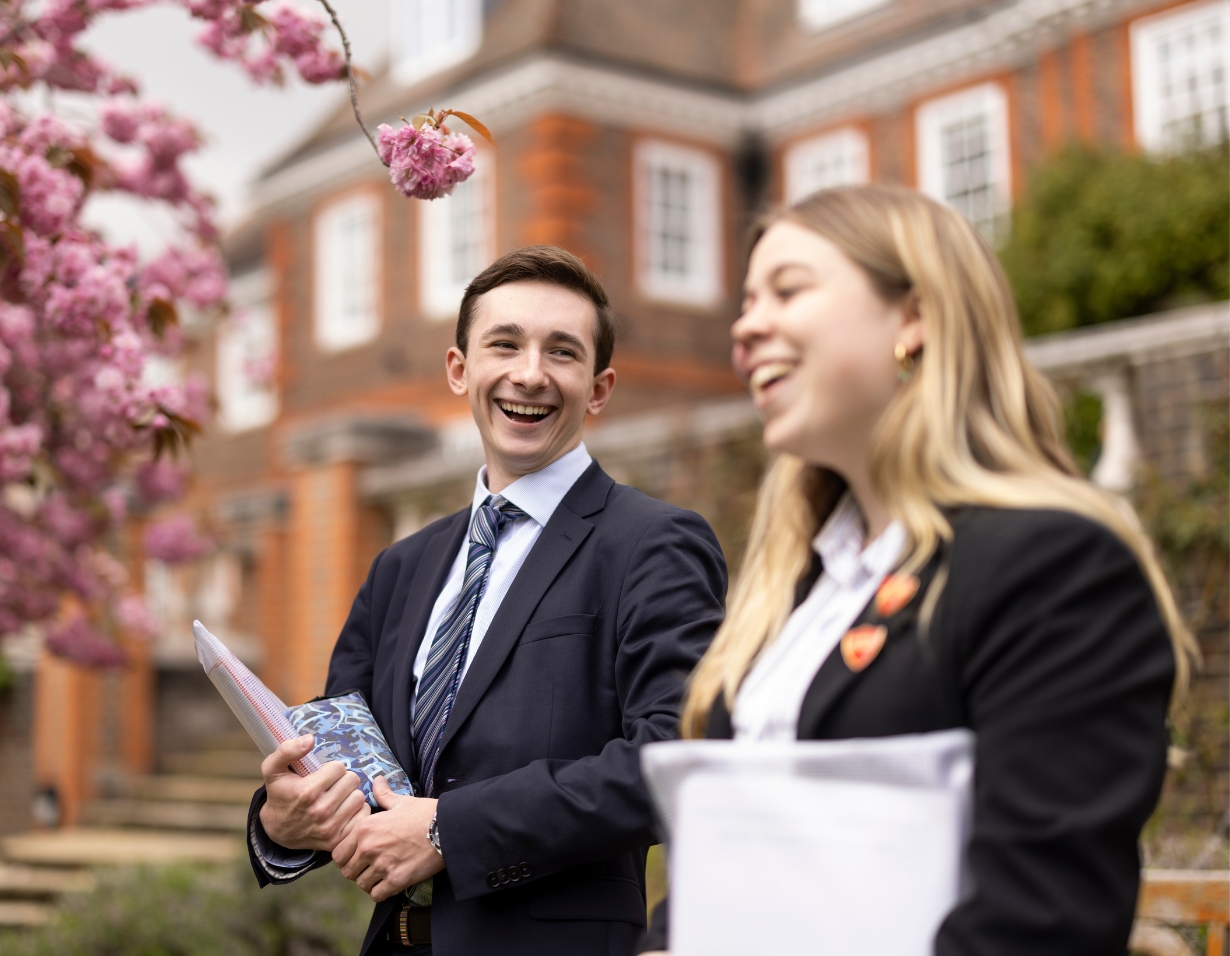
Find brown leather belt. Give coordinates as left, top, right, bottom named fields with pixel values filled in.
left=386, top=903, right=430, bottom=947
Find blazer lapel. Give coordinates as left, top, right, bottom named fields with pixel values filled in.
left=390, top=511, right=468, bottom=769
left=796, top=549, right=945, bottom=738
left=436, top=462, right=613, bottom=755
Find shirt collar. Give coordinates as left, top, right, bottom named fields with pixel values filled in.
left=813, top=492, right=906, bottom=589
left=472, top=443, right=593, bottom=528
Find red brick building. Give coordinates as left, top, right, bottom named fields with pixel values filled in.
left=12, top=0, right=1227, bottom=830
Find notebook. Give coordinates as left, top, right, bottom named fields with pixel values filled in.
left=193, top=620, right=414, bottom=805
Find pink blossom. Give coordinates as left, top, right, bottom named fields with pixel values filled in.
left=114, top=592, right=157, bottom=637
left=143, top=513, right=212, bottom=564
left=46, top=614, right=127, bottom=667
left=134, top=458, right=186, bottom=504
left=0, top=422, right=41, bottom=480
left=377, top=122, right=477, bottom=200
left=140, top=244, right=227, bottom=310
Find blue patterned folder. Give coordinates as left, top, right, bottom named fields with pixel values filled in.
left=286, top=690, right=415, bottom=806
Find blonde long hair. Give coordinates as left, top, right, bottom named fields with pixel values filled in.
left=681, top=185, right=1195, bottom=738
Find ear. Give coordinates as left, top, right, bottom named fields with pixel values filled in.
left=587, top=367, right=616, bottom=417
left=899, top=291, right=925, bottom=355
left=445, top=346, right=469, bottom=397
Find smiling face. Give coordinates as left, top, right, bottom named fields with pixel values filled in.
left=732, top=220, right=922, bottom=480
left=446, top=281, right=616, bottom=493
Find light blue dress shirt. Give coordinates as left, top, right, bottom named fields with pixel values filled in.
left=411, top=442, right=593, bottom=713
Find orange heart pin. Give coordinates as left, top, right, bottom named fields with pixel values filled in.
left=841, top=624, right=887, bottom=673
left=874, top=573, right=919, bottom=618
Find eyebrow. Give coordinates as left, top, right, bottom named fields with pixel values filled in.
left=546, top=330, right=588, bottom=355
left=481, top=323, right=526, bottom=339
left=480, top=324, right=589, bottom=356
left=744, top=262, right=816, bottom=296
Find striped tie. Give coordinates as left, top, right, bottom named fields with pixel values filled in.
left=412, top=495, right=526, bottom=796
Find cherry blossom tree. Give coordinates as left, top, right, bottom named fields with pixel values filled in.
left=0, top=0, right=338, bottom=666
left=0, top=0, right=485, bottom=667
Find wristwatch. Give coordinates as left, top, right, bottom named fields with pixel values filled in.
left=428, top=811, right=443, bottom=858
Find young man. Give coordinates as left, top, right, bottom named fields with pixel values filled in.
left=246, top=246, right=728, bottom=956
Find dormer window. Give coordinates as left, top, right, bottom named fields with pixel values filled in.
left=798, top=0, right=892, bottom=33
left=392, top=0, right=482, bottom=86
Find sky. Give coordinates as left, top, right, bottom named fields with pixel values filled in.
left=78, top=0, right=393, bottom=250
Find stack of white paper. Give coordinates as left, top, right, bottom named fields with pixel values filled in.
left=641, top=730, right=975, bottom=956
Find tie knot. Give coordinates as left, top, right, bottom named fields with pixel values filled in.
left=471, top=495, right=526, bottom=545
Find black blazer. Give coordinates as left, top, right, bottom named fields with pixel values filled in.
left=643, top=506, right=1174, bottom=956
left=247, top=461, right=727, bottom=956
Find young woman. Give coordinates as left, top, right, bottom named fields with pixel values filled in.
left=641, top=185, right=1193, bottom=956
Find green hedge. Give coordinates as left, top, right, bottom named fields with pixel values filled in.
left=1000, top=145, right=1229, bottom=336
left=0, top=862, right=372, bottom=956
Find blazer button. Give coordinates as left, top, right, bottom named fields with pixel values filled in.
left=486, top=871, right=500, bottom=888
left=497, top=868, right=509, bottom=884
left=508, top=867, right=522, bottom=882
left=519, top=863, right=533, bottom=878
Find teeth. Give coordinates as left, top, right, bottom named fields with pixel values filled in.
left=750, top=362, right=795, bottom=390
left=497, top=400, right=552, bottom=417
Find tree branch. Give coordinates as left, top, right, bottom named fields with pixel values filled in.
left=314, top=0, right=386, bottom=165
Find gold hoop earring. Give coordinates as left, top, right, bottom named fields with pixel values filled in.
left=894, top=342, right=915, bottom=383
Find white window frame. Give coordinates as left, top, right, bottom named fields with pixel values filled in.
left=634, top=140, right=723, bottom=307
left=217, top=270, right=278, bottom=434
left=418, top=154, right=494, bottom=321
left=784, top=127, right=870, bottom=203
left=313, top=191, right=381, bottom=352
left=391, top=0, right=482, bottom=87
left=798, top=0, right=892, bottom=33
left=916, top=82, right=1012, bottom=238
left=1130, top=0, right=1229, bottom=153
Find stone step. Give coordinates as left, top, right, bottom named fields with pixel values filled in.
left=125, top=775, right=260, bottom=805
left=162, top=749, right=264, bottom=779
left=0, top=900, right=55, bottom=927
left=0, top=862, right=95, bottom=899
left=2, top=828, right=240, bottom=867
left=82, top=799, right=248, bottom=832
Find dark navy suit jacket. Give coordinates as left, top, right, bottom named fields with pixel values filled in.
left=248, top=461, right=727, bottom=956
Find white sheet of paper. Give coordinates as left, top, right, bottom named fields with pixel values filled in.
left=641, top=730, right=975, bottom=956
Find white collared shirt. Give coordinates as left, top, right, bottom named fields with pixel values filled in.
left=410, top=442, right=593, bottom=710
left=732, top=493, right=907, bottom=741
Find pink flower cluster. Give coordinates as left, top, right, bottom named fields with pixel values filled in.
left=0, top=0, right=348, bottom=665
left=377, top=122, right=477, bottom=200
left=193, top=0, right=344, bottom=85
left=143, top=514, right=212, bottom=564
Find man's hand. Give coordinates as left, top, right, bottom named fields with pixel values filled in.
left=258, top=734, right=370, bottom=851
left=332, top=776, right=443, bottom=902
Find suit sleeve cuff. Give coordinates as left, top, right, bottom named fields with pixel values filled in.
left=248, top=789, right=318, bottom=883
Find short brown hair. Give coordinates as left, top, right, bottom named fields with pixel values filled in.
left=456, top=246, right=616, bottom=373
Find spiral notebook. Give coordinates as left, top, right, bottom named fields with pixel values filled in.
left=193, top=620, right=414, bottom=805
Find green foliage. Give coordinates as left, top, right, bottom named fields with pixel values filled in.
left=0, top=861, right=372, bottom=956
left=1063, top=390, right=1103, bottom=477
left=1136, top=404, right=1230, bottom=851
left=1135, top=404, right=1230, bottom=609
left=1000, top=145, right=1229, bottom=336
